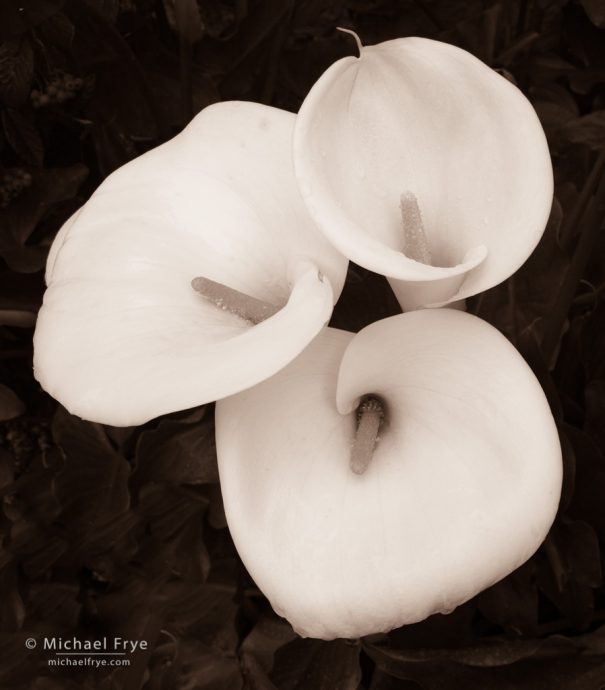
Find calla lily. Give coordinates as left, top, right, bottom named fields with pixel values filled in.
left=293, top=35, right=553, bottom=310
left=216, top=309, right=562, bottom=639
left=33, top=102, right=347, bottom=426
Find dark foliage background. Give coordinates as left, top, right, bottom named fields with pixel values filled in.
left=0, top=0, right=604, bottom=688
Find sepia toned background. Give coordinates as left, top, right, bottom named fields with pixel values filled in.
left=0, top=0, right=604, bottom=687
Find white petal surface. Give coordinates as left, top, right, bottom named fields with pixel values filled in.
left=216, top=310, right=562, bottom=639
left=34, top=102, right=347, bottom=425
left=294, top=37, right=553, bottom=308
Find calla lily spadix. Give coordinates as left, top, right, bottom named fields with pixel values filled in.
left=216, top=309, right=562, bottom=640
left=33, top=102, right=348, bottom=426
left=293, top=35, right=553, bottom=311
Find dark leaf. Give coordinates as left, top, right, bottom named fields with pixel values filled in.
left=271, top=638, right=361, bottom=690
left=37, top=10, right=75, bottom=46
left=565, top=424, right=605, bottom=540
left=559, top=111, right=605, bottom=152
left=369, top=669, right=422, bottom=690
left=580, top=0, right=605, bottom=27
left=364, top=635, right=575, bottom=670
left=8, top=519, right=68, bottom=577
left=157, top=581, right=239, bottom=648
left=0, top=164, right=87, bottom=272
left=135, top=415, right=218, bottom=486
left=0, top=0, right=64, bottom=39
left=0, top=38, right=34, bottom=107
left=241, top=612, right=297, bottom=677
left=477, top=562, right=539, bottom=635
left=1, top=108, right=43, bottom=165
left=584, top=379, right=605, bottom=449
left=0, top=384, right=25, bottom=421
left=29, top=581, right=81, bottom=628
left=51, top=407, right=131, bottom=530
left=148, top=637, right=244, bottom=690
left=85, top=0, right=120, bottom=23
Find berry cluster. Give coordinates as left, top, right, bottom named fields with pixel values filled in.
left=0, top=169, right=32, bottom=209
left=31, top=74, right=83, bottom=108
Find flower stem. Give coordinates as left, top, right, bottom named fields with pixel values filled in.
left=350, top=397, right=384, bottom=475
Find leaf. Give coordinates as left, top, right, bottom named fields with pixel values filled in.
left=51, top=407, right=131, bottom=531
left=136, top=483, right=208, bottom=544
left=9, top=519, right=68, bottom=578
left=0, top=262, right=43, bottom=311
left=537, top=519, right=602, bottom=629
left=29, top=581, right=81, bottom=628
left=134, top=414, right=218, bottom=486
left=367, top=654, right=605, bottom=690
left=584, top=379, right=605, bottom=449
left=0, top=384, right=25, bottom=421
left=580, top=301, right=605, bottom=379
left=90, top=118, right=136, bottom=178
left=84, top=0, right=120, bottom=23
left=271, top=639, right=361, bottom=690
left=369, top=669, right=421, bottom=690
left=0, top=309, right=36, bottom=327
left=170, top=0, right=204, bottom=44
left=1, top=108, right=43, bottom=165
left=365, top=633, right=605, bottom=689
left=365, top=635, right=575, bottom=670
left=0, top=164, right=88, bottom=273
left=0, top=38, right=34, bottom=107
left=580, top=0, right=605, bottom=27
left=157, top=581, right=239, bottom=648
left=565, top=424, right=605, bottom=540
left=241, top=612, right=297, bottom=678
left=148, top=637, right=244, bottom=690
left=559, top=111, right=605, bottom=152
left=37, top=10, right=75, bottom=46
left=0, top=0, right=64, bottom=40
left=477, top=562, right=539, bottom=635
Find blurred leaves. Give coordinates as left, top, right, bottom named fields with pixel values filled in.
left=580, top=0, right=605, bottom=27
left=271, top=638, right=362, bottom=690
left=0, top=165, right=88, bottom=272
left=0, top=384, right=25, bottom=421
left=0, top=0, right=64, bottom=40
left=0, top=38, right=34, bottom=108
left=365, top=629, right=605, bottom=689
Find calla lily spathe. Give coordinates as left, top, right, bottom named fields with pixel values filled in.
left=216, top=310, right=562, bottom=639
left=293, top=36, right=553, bottom=310
left=34, top=102, right=347, bottom=426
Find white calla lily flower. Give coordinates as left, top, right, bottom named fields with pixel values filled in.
left=216, top=309, right=562, bottom=639
left=293, top=36, right=553, bottom=310
left=34, top=102, right=347, bottom=426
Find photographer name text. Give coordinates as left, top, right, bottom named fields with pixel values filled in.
left=43, top=637, right=147, bottom=653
